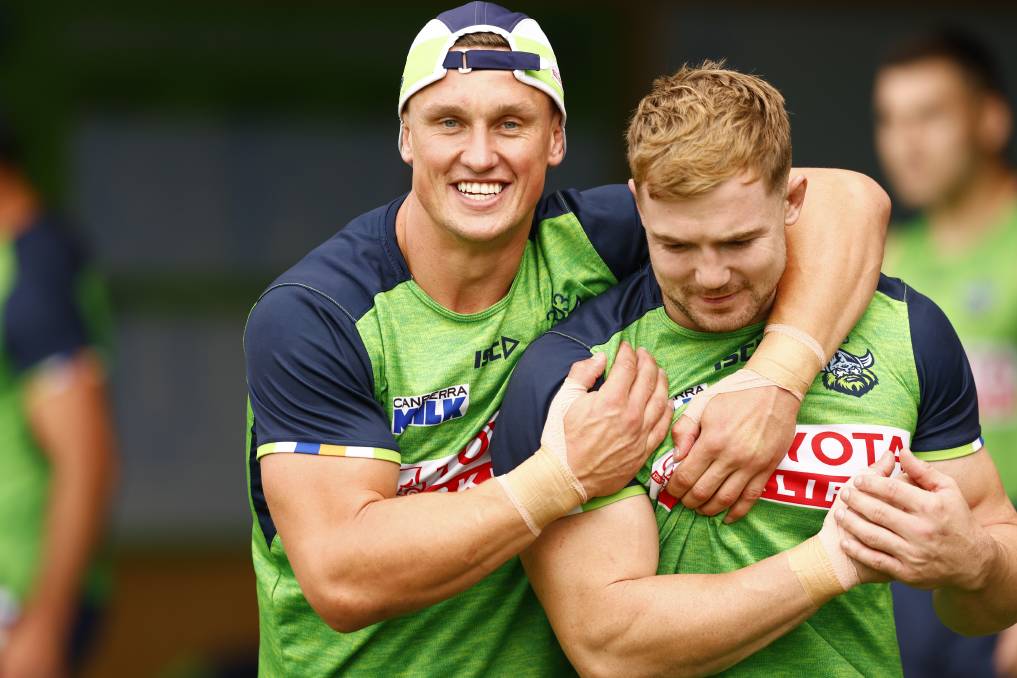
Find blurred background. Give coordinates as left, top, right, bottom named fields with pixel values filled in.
left=0, top=1, right=1014, bottom=676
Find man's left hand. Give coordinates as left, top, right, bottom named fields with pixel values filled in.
left=665, top=384, right=800, bottom=523
left=835, top=448, right=996, bottom=591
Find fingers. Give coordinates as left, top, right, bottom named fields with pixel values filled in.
left=864, top=450, right=897, bottom=478
left=699, top=469, right=751, bottom=516
left=851, top=474, right=930, bottom=513
left=840, top=536, right=907, bottom=581
left=627, top=347, right=662, bottom=414
left=644, top=369, right=673, bottom=451
left=598, top=342, right=637, bottom=400
left=836, top=504, right=911, bottom=556
left=671, top=415, right=700, bottom=462
left=897, top=448, right=948, bottom=492
left=839, top=483, right=917, bottom=537
left=723, top=470, right=770, bottom=523
left=564, top=351, right=607, bottom=390
left=679, top=460, right=730, bottom=510
left=666, top=444, right=712, bottom=500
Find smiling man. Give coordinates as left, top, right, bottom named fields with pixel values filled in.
left=243, top=4, right=890, bottom=676
left=490, top=62, right=1017, bottom=677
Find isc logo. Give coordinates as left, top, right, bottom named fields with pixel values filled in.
left=392, top=384, right=470, bottom=435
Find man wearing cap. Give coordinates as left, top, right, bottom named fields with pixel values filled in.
left=243, top=3, right=890, bottom=675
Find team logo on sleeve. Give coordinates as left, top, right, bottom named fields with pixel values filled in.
left=391, top=384, right=470, bottom=435
left=822, top=348, right=878, bottom=397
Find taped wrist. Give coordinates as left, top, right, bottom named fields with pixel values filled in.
left=746, top=325, right=828, bottom=399
left=786, top=536, right=848, bottom=607
left=496, top=447, right=586, bottom=536
left=681, top=368, right=786, bottom=425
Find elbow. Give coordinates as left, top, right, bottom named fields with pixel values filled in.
left=308, top=580, right=388, bottom=633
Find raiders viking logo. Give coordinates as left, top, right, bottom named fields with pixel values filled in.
left=822, top=348, right=878, bottom=397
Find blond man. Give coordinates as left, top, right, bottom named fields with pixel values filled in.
left=491, top=62, right=1017, bottom=677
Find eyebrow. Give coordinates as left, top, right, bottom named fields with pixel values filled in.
left=654, top=225, right=769, bottom=246
left=419, top=101, right=539, bottom=121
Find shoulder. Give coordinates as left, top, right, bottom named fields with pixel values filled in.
left=265, top=197, right=411, bottom=323
left=547, top=265, right=662, bottom=348
left=11, top=218, right=85, bottom=281
left=533, top=185, right=646, bottom=281
left=534, top=184, right=638, bottom=226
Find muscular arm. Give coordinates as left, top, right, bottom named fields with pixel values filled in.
left=19, top=352, right=116, bottom=650
left=768, top=168, right=889, bottom=358
left=264, top=455, right=534, bottom=632
left=261, top=343, right=669, bottom=633
left=839, top=449, right=1017, bottom=635
left=523, top=497, right=828, bottom=678
left=933, top=450, right=1017, bottom=634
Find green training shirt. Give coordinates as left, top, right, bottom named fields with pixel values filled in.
left=492, top=269, right=982, bottom=677
left=243, top=186, right=646, bottom=676
left=0, top=218, right=112, bottom=628
left=886, top=202, right=1017, bottom=500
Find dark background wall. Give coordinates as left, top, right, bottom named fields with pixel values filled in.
left=1, top=2, right=1013, bottom=674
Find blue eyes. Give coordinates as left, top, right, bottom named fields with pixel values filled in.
left=436, top=120, right=521, bottom=130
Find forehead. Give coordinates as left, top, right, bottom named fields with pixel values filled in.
left=407, top=66, right=553, bottom=119
left=641, top=175, right=780, bottom=239
left=875, top=59, right=973, bottom=108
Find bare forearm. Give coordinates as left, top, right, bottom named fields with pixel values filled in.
left=773, top=168, right=888, bottom=356
left=935, top=523, right=1017, bottom=635
left=304, top=479, right=535, bottom=631
left=25, top=452, right=115, bottom=635
left=560, top=552, right=822, bottom=678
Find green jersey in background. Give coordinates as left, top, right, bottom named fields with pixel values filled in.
left=886, top=203, right=1017, bottom=500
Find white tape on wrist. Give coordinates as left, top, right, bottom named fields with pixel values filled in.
left=497, top=374, right=592, bottom=536
left=764, top=324, right=827, bottom=365
left=681, top=368, right=793, bottom=426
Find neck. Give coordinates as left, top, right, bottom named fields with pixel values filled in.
left=926, top=160, right=1017, bottom=252
left=396, top=193, right=531, bottom=314
left=0, top=175, right=38, bottom=238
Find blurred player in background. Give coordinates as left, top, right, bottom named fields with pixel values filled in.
left=0, top=117, right=117, bottom=676
left=875, top=28, right=1017, bottom=678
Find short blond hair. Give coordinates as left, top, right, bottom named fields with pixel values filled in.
left=626, top=61, right=791, bottom=199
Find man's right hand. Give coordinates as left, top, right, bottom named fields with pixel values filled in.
left=817, top=451, right=898, bottom=589
left=542, top=342, right=671, bottom=499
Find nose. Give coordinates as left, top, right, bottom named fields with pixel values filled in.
left=694, top=253, right=731, bottom=291
left=460, top=127, right=498, bottom=173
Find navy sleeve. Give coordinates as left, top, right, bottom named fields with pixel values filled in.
left=907, top=283, right=982, bottom=453
left=490, top=331, right=594, bottom=475
left=3, top=225, right=90, bottom=373
left=244, top=284, right=399, bottom=459
left=557, top=185, right=648, bottom=282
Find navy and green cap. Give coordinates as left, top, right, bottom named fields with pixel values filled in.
left=398, top=2, right=566, bottom=149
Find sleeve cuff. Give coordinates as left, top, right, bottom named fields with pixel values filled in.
left=913, top=437, right=984, bottom=462
left=571, top=484, right=647, bottom=514
left=256, top=441, right=401, bottom=464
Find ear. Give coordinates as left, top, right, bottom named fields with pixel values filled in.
left=784, top=174, right=808, bottom=226
left=399, top=120, right=414, bottom=166
left=627, top=179, right=647, bottom=228
left=547, top=113, right=565, bottom=167
left=979, top=94, right=1012, bottom=156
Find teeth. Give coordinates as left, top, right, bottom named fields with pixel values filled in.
left=456, top=182, right=504, bottom=196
